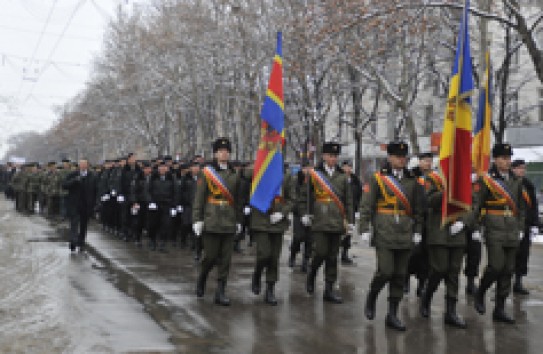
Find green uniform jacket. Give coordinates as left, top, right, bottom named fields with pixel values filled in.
left=359, top=163, right=423, bottom=249
left=249, top=172, right=295, bottom=233
left=425, top=171, right=466, bottom=247
left=299, top=163, right=354, bottom=233
left=10, top=171, right=23, bottom=192
left=192, top=161, right=243, bottom=234
left=469, top=165, right=525, bottom=247
left=57, top=169, right=71, bottom=197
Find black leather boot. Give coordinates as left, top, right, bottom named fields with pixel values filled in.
left=513, top=275, right=530, bottom=295
left=215, top=280, right=230, bottom=306
left=474, top=273, right=494, bottom=315
left=251, top=263, right=263, bottom=295
left=385, top=300, right=406, bottom=331
left=341, top=248, right=354, bottom=265
left=196, top=270, right=208, bottom=298
left=365, top=289, right=378, bottom=320
left=444, top=297, right=467, bottom=328
left=323, top=281, right=343, bottom=304
left=288, top=251, right=296, bottom=268
left=265, top=282, right=278, bottom=305
left=493, top=296, right=515, bottom=324
left=466, top=276, right=478, bottom=295
left=306, top=266, right=316, bottom=294
left=420, top=274, right=440, bottom=318
left=301, top=257, right=308, bottom=273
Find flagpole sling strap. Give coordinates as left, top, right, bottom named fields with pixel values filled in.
left=203, top=166, right=234, bottom=206
left=374, top=172, right=412, bottom=216
left=481, top=174, right=518, bottom=216
left=309, top=169, right=346, bottom=219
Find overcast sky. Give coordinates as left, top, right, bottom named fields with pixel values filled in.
left=0, top=0, right=139, bottom=158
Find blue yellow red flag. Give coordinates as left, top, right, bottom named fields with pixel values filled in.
left=438, top=0, right=474, bottom=225
left=472, top=51, right=492, bottom=176
left=250, top=32, right=285, bottom=213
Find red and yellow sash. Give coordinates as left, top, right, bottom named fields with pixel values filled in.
left=309, top=169, right=346, bottom=218
left=426, top=171, right=445, bottom=192
left=522, top=188, right=532, bottom=208
left=374, top=172, right=412, bottom=216
left=482, top=174, right=518, bottom=216
left=203, top=166, right=234, bottom=206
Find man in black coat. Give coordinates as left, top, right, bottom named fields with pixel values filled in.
left=341, top=161, right=362, bottom=264
left=62, top=159, right=96, bottom=252
left=121, top=153, right=140, bottom=241
left=511, top=159, right=539, bottom=295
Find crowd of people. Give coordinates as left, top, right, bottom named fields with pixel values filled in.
left=0, top=137, right=538, bottom=331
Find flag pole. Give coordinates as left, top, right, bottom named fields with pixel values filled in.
left=447, top=0, right=469, bottom=222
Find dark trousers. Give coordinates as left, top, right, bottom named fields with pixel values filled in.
left=133, top=205, right=148, bottom=242
left=427, top=246, right=465, bottom=299
left=480, top=243, right=518, bottom=298
left=515, top=227, right=531, bottom=277
left=70, top=211, right=89, bottom=247
left=464, top=230, right=482, bottom=277
left=254, top=232, right=284, bottom=282
left=370, top=248, right=411, bottom=301
left=291, top=216, right=312, bottom=260
left=311, top=232, right=341, bottom=283
left=201, top=233, right=235, bottom=281
left=47, top=196, right=59, bottom=217
left=147, top=205, right=171, bottom=245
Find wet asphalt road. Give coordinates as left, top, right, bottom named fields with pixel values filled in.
left=2, top=195, right=543, bottom=353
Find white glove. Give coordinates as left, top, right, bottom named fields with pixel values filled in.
left=170, top=208, right=177, bottom=217
left=360, top=232, right=370, bottom=242
left=117, top=195, right=125, bottom=203
left=355, top=212, right=361, bottom=220
left=270, top=212, right=284, bottom=224
left=519, top=231, right=524, bottom=240
left=101, top=194, right=109, bottom=202
left=413, top=233, right=422, bottom=244
left=530, top=226, right=539, bottom=238
left=243, top=206, right=251, bottom=216
left=131, top=207, right=139, bottom=216
left=472, top=231, right=482, bottom=242
left=450, top=221, right=465, bottom=235
left=236, top=223, right=243, bottom=234
left=346, top=224, right=355, bottom=235
left=301, top=215, right=312, bottom=226
left=111, top=189, right=117, bottom=196
left=148, top=202, right=157, bottom=210
left=193, top=221, right=204, bottom=236
left=176, top=205, right=183, bottom=213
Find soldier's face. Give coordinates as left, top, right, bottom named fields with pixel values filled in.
left=342, top=165, right=352, bottom=174
left=215, top=149, right=230, bottom=162
left=79, top=160, right=88, bottom=171
left=495, top=156, right=512, bottom=172
left=388, top=155, right=407, bottom=169
left=419, top=157, right=432, bottom=171
left=512, top=165, right=526, bottom=177
left=190, top=165, right=200, bottom=175
left=323, top=153, right=338, bottom=167
left=128, top=156, right=136, bottom=165
left=144, top=167, right=152, bottom=175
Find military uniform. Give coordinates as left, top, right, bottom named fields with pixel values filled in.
left=511, top=159, right=539, bottom=295
left=182, top=162, right=201, bottom=259
left=57, top=161, right=72, bottom=220
left=193, top=138, right=242, bottom=306
left=26, top=164, right=41, bottom=213
left=360, top=141, right=423, bottom=331
left=301, top=142, right=354, bottom=304
left=419, top=170, right=467, bottom=328
left=473, top=143, right=525, bottom=324
left=250, top=171, right=295, bottom=305
left=289, top=164, right=312, bottom=272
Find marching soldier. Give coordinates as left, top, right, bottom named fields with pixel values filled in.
left=419, top=169, right=468, bottom=328
left=147, top=162, right=176, bottom=252
left=341, top=160, right=362, bottom=265
left=510, top=159, right=539, bottom=295
left=121, top=153, right=140, bottom=242
left=249, top=168, right=295, bottom=305
left=360, top=141, right=423, bottom=331
left=108, top=159, right=123, bottom=236
left=302, top=142, right=354, bottom=304
left=26, top=163, right=40, bottom=213
left=193, top=138, right=243, bottom=306
left=181, top=160, right=201, bottom=258
left=472, top=143, right=525, bottom=324
left=131, top=161, right=154, bottom=248
left=406, top=152, right=433, bottom=296
left=288, top=159, right=312, bottom=272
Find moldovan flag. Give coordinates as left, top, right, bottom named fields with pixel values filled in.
left=472, top=51, right=492, bottom=176
left=250, top=32, right=285, bottom=213
left=439, top=0, right=474, bottom=225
